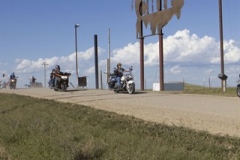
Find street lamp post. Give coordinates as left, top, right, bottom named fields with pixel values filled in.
left=75, top=24, right=80, bottom=86
left=42, top=62, right=48, bottom=88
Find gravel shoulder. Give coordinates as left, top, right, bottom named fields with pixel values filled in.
left=1, top=88, right=240, bottom=137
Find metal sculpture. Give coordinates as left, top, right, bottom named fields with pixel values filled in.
left=134, top=0, right=184, bottom=91
left=135, top=0, right=184, bottom=38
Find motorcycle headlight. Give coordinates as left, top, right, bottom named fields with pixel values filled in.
left=11, top=79, right=14, bottom=82
left=61, top=76, right=68, bottom=79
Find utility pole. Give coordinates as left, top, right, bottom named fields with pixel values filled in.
left=218, top=0, right=227, bottom=91
left=108, top=28, right=110, bottom=70
left=100, top=70, right=103, bottom=89
left=107, top=28, right=111, bottom=85
left=42, top=62, right=48, bottom=88
left=75, top=24, right=80, bottom=86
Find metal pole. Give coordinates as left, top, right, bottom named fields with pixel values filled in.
left=159, top=32, right=164, bottom=91
left=140, top=0, right=144, bottom=90
left=75, top=24, right=80, bottom=86
left=100, top=70, right=103, bottom=89
left=42, top=62, right=48, bottom=88
left=159, top=0, right=164, bottom=91
left=107, top=28, right=111, bottom=83
left=108, top=28, right=111, bottom=66
left=140, top=37, right=144, bottom=90
left=218, top=0, right=225, bottom=91
left=94, top=35, right=99, bottom=89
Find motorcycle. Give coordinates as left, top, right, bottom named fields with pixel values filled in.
left=237, top=74, right=240, bottom=98
left=107, top=66, right=135, bottom=94
left=1, top=81, right=7, bottom=89
left=53, top=72, right=71, bottom=92
left=9, top=78, right=17, bottom=89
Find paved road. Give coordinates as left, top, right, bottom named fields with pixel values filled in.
left=1, top=88, right=240, bottom=137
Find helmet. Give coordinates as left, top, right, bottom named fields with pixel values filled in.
left=55, top=65, right=60, bottom=71
left=117, top=63, right=122, bottom=67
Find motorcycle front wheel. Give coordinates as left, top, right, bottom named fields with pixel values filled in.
left=10, top=84, right=15, bottom=89
left=13, top=83, right=16, bottom=89
left=114, top=89, right=119, bottom=93
left=61, top=84, right=67, bottom=92
left=127, top=83, right=135, bottom=94
left=237, top=87, right=240, bottom=98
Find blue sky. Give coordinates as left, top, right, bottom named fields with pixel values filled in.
left=0, top=0, right=239, bottom=89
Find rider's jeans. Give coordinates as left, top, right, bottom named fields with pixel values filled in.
left=54, top=77, right=59, bottom=87
left=116, top=77, right=121, bottom=88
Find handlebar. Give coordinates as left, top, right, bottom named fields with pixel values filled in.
left=53, top=72, right=71, bottom=77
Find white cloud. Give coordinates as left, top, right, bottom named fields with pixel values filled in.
left=224, top=40, right=240, bottom=63
left=110, top=29, right=239, bottom=67
left=15, top=47, right=105, bottom=74
left=111, top=43, right=140, bottom=66
left=170, top=65, right=182, bottom=74
left=85, top=67, right=95, bottom=74
left=211, top=39, right=240, bottom=64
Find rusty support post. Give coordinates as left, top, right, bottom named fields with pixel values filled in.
left=159, top=0, right=164, bottom=91
left=140, top=37, right=144, bottom=90
left=139, top=0, right=144, bottom=90
left=159, top=31, right=164, bottom=91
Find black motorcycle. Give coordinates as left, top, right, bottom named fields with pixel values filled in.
left=107, top=70, right=117, bottom=89
left=237, top=74, right=240, bottom=98
left=53, top=72, right=71, bottom=92
left=9, top=78, right=17, bottom=89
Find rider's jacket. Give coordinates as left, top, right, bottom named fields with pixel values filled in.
left=115, top=68, right=125, bottom=77
left=10, top=74, right=15, bottom=79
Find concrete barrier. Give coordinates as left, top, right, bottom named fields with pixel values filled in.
left=153, top=82, right=184, bottom=91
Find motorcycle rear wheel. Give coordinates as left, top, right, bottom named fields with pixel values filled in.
left=237, top=87, right=240, bottom=98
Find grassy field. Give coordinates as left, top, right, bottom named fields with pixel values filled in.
left=183, top=83, right=236, bottom=97
left=0, top=93, right=239, bottom=160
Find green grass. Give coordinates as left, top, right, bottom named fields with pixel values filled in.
left=183, top=83, right=236, bottom=97
left=0, top=93, right=240, bottom=160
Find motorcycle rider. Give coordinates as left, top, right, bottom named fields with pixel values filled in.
left=10, top=72, right=16, bottom=79
left=49, top=69, right=56, bottom=88
left=54, top=65, right=62, bottom=88
left=31, top=76, right=36, bottom=83
left=54, top=65, right=69, bottom=89
left=9, top=72, right=17, bottom=89
left=115, top=63, right=129, bottom=89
